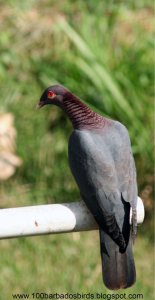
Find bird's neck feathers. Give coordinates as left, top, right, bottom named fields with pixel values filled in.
left=61, top=92, right=105, bottom=130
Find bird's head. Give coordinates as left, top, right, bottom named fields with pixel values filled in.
left=37, top=85, right=69, bottom=109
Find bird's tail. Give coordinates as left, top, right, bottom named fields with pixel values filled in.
left=99, top=228, right=136, bottom=290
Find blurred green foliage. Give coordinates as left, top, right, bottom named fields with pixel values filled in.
left=0, top=0, right=154, bottom=298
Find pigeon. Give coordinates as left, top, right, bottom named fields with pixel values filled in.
left=37, top=85, right=137, bottom=290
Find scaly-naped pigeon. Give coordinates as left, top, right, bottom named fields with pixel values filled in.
left=37, top=85, right=137, bottom=290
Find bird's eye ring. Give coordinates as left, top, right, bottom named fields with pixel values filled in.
left=47, top=91, right=56, bottom=99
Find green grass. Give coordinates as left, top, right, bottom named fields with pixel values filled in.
left=0, top=228, right=154, bottom=299
left=0, top=213, right=154, bottom=296
left=0, top=0, right=154, bottom=298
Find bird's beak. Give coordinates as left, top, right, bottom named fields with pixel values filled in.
left=36, top=101, right=44, bottom=109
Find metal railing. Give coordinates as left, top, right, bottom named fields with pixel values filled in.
left=0, top=197, right=144, bottom=239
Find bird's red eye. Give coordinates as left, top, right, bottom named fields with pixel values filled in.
left=47, top=91, right=56, bottom=99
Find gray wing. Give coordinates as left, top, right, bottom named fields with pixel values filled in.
left=68, top=123, right=137, bottom=245
left=112, top=122, right=137, bottom=207
left=113, top=122, right=138, bottom=237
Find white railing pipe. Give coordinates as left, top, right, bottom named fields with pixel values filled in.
left=0, top=197, right=144, bottom=239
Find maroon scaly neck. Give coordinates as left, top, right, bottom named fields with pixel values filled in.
left=61, top=91, right=105, bottom=130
